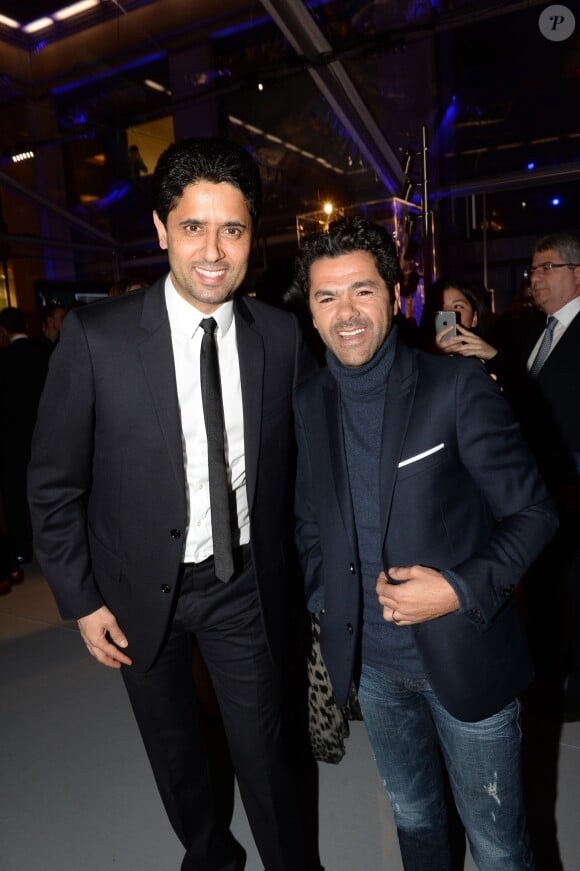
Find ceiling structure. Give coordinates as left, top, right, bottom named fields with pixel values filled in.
left=0, top=0, right=578, bottom=291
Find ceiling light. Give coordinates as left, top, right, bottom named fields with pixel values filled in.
left=53, top=0, right=99, bottom=22
left=228, top=116, right=344, bottom=175
left=12, top=150, right=34, bottom=163
left=23, top=17, right=54, bottom=33
left=144, top=79, right=172, bottom=96
left=0, top=14, right=19, bottom=28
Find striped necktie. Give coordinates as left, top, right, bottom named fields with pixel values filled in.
left=529, top=315, right=557, bottom=377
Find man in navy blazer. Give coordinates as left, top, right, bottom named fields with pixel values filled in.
left=293, top=216, right=558, bottom=870
left=28, top=139, right=320, bottom=871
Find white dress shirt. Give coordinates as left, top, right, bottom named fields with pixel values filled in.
left=527, top=296, right=580, bottom=371
left=165, top=277, right=249, bottom=563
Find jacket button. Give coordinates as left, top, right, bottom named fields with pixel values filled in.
left=502, top=585, right=514, bottom=597
left=349, top=563, right=356, bottom=574
left=170, top=529, right=181, bottom=539
left=346, top=623, right=353, bottom=634
left=160, top=584, right=171, bottom=593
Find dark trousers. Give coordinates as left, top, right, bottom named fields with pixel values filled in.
left=121, top=548, right=316, bottom=871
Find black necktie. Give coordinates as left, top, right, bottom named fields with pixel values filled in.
left=200, top=317, right=234, bottom=582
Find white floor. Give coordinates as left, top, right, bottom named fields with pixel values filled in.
left=1, top=568, right=579, bottom=870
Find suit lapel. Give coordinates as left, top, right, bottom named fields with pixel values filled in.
left=235, top=298, right=264, bottom=512
left=323, top=380, right=358, bottom=551
left=379, top=342, right=418, bottom=536
left=137, top=280, right=186, bottom=497
left=538, top=309, right=580, bottom=378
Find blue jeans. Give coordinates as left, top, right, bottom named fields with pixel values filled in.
left=358, top=665, right=534, bottom=871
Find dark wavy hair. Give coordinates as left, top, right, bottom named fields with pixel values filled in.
left=294, top=216, right=402, bottom=305
left=153, top=138, right=262, bottom=226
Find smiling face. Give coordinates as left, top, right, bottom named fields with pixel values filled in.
left=308, top=250, right=400, bottom=367
left=530, top=248, right=580, bottom=315
left=153, top=181, right=252, bottom=313
left=442, top=286, right=477, bottom=329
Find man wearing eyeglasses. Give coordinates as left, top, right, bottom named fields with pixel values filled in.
left=504, top=232, right=580, bottom=724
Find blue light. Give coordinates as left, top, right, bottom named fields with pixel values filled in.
left=527, top=162, right=535, bottom=170
left=550, top=197, right=561, bottom=207
left=52, top=52, right=165, bottom=95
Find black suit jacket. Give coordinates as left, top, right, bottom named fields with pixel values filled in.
left=493, top=310, right=580, bottom=493
left=28, top=279, right=314, bottom=670
left=294, top=341, right=558, bottom=721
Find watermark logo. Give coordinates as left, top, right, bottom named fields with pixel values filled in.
left=538, top=4, right=576, bottom=41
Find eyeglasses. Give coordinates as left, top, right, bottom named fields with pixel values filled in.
left=524, top=262, right=579, bottom=279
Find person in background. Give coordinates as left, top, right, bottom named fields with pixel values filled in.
left=292, top=215, right=558, bottom=870
left=28, top=137, right=321, bottom=871
left=420, top=277, right=498, bottom=363
left=39, top=301, right=66, bottom=355
left=495, top=233, right=580, bottom=723
left=0, top=307, right=48, bottom=565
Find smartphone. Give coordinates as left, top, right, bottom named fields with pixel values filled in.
left=434, top=310, right=457, bottom=337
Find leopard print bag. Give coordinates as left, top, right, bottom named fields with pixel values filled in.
left=306, top=613, right=362, bottom=764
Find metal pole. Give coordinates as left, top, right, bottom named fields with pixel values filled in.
left=482, top=192, right=488, bottom=289
left=420, top=124, right=433, bottom=289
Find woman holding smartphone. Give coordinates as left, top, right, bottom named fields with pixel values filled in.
left=421, top=278, right=500, bottom=363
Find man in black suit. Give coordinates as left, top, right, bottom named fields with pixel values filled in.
left=28, top=139, right=319, bottom=871
left=500, top=233, right=580, bottom=721
left=292, top=217, right=558, bottom=869
left=0, top=306, right=47, bottom=565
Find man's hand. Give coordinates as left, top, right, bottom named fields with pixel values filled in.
left=78, top=605, right=132, bottom=669
left=377, top=565, right=460, bottom=626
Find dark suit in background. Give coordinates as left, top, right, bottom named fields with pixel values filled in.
left=491, top=237, right=580, bottom=716
left=0, top=314, right=48, bottom=563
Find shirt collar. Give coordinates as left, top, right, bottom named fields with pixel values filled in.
left=164, top=274, right=234, bottom=339
left=550, top=295, right=580, bottom=328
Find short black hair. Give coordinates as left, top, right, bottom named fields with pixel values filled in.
left=153, top=137, right=262, bottom=226
left=0, top=306, right=26, bottom=333
left=294, top=215, right=402, bottom=305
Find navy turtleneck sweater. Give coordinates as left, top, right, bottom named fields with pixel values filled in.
left=326, top=328, right=423, bottom=676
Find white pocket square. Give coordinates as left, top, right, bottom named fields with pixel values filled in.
left=398, top=442, right=445, bottom=468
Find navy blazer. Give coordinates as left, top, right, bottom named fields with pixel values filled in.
left=28, top=278, right=314, bottom=671
left=294, top=340, right=558, bottom=721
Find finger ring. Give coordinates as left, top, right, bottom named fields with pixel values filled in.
left=392, top=610, right=401, bottom=625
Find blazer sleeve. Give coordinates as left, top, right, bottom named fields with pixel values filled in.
left=27, top=310, right=104, bottom=621
left=447, top=361, right=559, bottom=626
left=293, top=392, right=325, bottom=613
